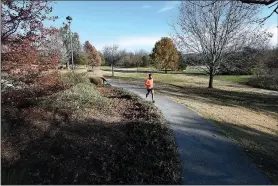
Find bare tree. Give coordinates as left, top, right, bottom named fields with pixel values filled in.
left=195, top=0, right=278, bottom=24
left=133, top=50, right=146, bottom=72
left=102, top=45, right=119, bottom=77
left=43, top=30, right=68, bottom=66
left=171, top=1, right=271, bottom=88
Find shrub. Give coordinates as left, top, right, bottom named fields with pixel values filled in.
left=88, top=76, right=104, bottom=87
left=247, top=71, right=278, bottom=91
left=40, top=83, right=111, bottom=112
left=247, top=48, right=278, bottom=90
left=59, top=72, right=89, bottom=85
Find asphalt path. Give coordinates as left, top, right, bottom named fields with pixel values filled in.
left=107, top=79, right=270, bottom=185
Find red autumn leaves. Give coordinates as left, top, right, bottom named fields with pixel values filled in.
left=1, top=0, right=59, bottom=83
left=84, top=41, right=102, bottom=68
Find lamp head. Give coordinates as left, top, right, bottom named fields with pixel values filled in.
left=66, top=16, right=72, bottom=23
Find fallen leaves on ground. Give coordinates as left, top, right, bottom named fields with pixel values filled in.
left=1, top=77, right=181, bottom=184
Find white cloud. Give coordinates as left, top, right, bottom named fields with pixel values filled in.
left=142, top=5, right=151, bottom=9
left=157, top=1, right=180, bottom=13
left=266, top=26, right=278, bottom=47
left=158, top=7, right=173, bottom=13
left=94, top=36, right=164, bottom=52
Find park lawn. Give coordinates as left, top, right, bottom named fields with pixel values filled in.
left=214, top=75, right=252, bottom=84
left=101, top=66, right=112, bottom=70
left=102, top=71, right=191, bottom=85
left=103, top=70, right=254, bottom=86
left=63, top=66, right=252, bottom=84
left=102, top=71, right=245, bottom=88
left=1, top=72, right=181, bottom=184
left=101, top=65, right=206, bottom=74
left=59, top=68, right=88, bottom=74
left=104, top=71, right=278, bottom=184
left=101, top=66, right=155, bottom=71
left=183, top=66, right=206, bottom=74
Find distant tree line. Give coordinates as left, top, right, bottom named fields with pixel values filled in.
left=101, top=37, right=186, bottom=76
left=116, top=50, right=151, bottom=68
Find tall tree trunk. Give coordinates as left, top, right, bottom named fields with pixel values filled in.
left=208, top=68, right=214, bottom=88
left=165, top=69, right=167, bottom=73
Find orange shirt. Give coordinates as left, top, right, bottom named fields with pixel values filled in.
left=145, top=78, right=154, bottom=88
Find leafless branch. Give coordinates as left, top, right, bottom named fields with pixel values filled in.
left=268, top=1, right=278, bottom=8
left=259, top=5, right=278, bottom=22
left=192, top=0, right=278, bottom=24
left=240, top=0, right=277, bottom=5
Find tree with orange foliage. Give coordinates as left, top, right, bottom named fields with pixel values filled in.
left=84, top=41, right=102, bottom=68
left=150, top=37, right=180, bottom=74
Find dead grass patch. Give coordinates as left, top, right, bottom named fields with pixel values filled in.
left=162, top=86, right=278, bottom=184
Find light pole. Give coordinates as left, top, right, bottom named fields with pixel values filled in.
left=66, top=16, right=74, bottom=72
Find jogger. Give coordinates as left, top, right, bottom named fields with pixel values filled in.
left=145, top=73, right=155, bottom=103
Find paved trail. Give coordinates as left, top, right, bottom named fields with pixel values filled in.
left=108, top=79, right=270, bottom=185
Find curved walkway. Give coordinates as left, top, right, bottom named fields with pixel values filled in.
left=108, top=79, right=270, bottom=185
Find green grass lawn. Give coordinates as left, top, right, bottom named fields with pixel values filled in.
left=75, top=66, right=248, bottom=85
left=102, top=70, right=252, bottom=86
left=183, top=66, right=206, bottom=74
left=101, top=66, right=155, bottom=71
left=214, top=75, right=252, bottom=84
left=101, top=66, right=206, bottom=74
left=65, top=66, right=250, bottom=85
left=100, top=66, right=112, bottom=70
left=60, top=68, right=88, bottom=74
left=103, top=71, right=184, bottom=85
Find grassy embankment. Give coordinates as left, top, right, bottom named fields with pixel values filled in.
left=1, top=71, right=182, bottom=184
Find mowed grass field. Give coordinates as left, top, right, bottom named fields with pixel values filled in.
left=101, top=65, right=206, bottom=74
left=102, top=69, right=278, bottom=184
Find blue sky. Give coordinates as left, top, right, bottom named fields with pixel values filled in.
left=45, top=1, right=277, bottom=52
